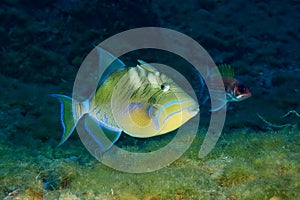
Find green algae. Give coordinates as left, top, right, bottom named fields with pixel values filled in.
left=1, top=126, right=299, bottom=199
left=217, top=159, right=256, bottom=187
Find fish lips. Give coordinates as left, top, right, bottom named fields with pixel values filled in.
left=236, top=92, right=252, bottom=101
left=186, top=102, right=200, bottom=116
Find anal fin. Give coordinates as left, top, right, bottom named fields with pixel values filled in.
left=77, top=114, right=122, bottom=158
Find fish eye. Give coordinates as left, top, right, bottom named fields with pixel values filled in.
left=160, top=83, right=170, bottom=92
left=237, top=84, right=247, bottom=93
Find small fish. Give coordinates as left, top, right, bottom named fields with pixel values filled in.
left=51, top=48, right=199, bottom=154
left=218, top=64, right=251, bottom=102
left=196, top=64, right=251, bottom=111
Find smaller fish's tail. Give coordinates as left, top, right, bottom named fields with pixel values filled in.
left=50, top=94, right=84, bottom=146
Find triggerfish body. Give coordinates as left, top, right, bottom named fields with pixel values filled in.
left=218, top=64, right=251, bottom=102
left=51, top=48, right=199, bottom=154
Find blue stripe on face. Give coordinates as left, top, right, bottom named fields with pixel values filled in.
left=162, top=101, right=198, bottom=125
left=155, top=98, right=195, bottom=128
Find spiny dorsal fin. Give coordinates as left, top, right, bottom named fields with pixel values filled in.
left=218, top=64, right=235, bottom=77
left=137, top=59, right=158, bottom=73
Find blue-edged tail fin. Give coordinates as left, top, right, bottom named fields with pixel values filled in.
left=80, top=114, right=122, bottom=157
left=50, top=94, right=77, bottom=146
left=51, top=93, right=122, bottom=155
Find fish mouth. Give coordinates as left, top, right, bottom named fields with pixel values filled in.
left=188, top=103, right=200, bottom=115
left=236, top=93, right=252, bottom=100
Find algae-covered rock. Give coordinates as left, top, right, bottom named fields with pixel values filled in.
left=217, top=159, right=256, bottom=187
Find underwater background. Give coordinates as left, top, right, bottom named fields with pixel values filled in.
left=0, top=0, right=299, bottom=199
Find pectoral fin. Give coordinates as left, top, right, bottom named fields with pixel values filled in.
left=146, top=105, right=160, bottom=129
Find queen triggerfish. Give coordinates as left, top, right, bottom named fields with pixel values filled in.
left=51, top=48, right=200, bottom=154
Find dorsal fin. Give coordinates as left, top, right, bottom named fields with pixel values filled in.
left=218, top=64, right=235, bottom=77
left=96, top=47, right=127, bottom=86
left=137, top=59, right=158, bottom=73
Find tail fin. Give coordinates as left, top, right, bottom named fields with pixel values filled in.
left=51, top=94, right=77, bottom=146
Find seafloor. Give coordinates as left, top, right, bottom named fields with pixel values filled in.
left=0, top=0, right=299, bottom=199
